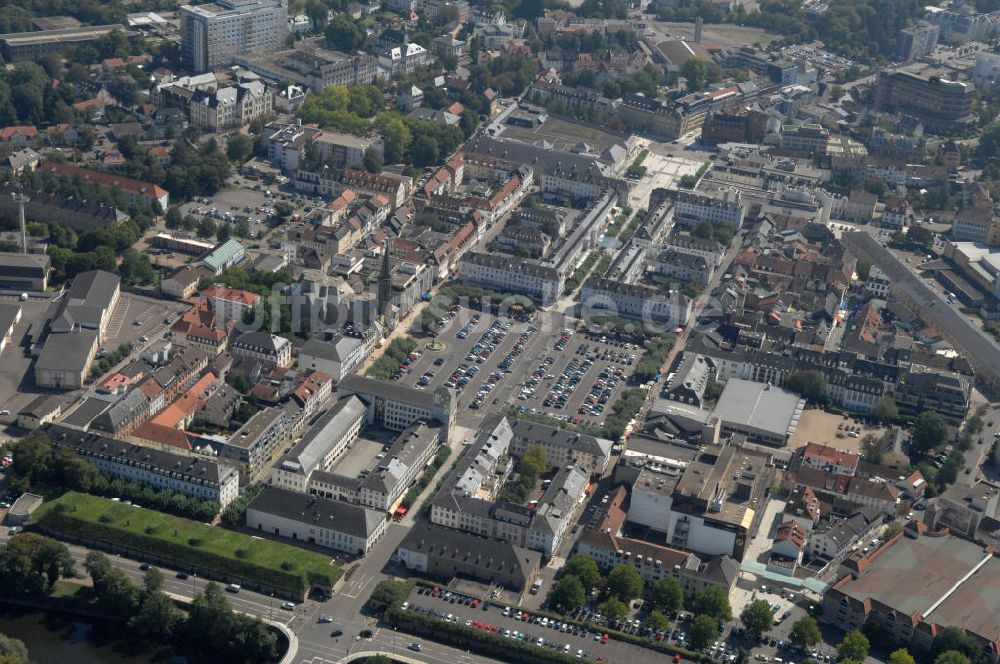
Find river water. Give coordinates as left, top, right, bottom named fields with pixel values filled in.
left=0, top=608, right=163, bottom=664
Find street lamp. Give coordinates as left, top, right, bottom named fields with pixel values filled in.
left=191, top=572, right=196, bottom=598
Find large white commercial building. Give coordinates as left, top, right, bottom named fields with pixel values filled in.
left=674, top=187, right=746, bottom=230
left=271, top=396, right=366, bottom=493
left=181, top=0, right=287, bottom=73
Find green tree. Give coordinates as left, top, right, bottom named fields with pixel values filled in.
left=646, top=610, right=670, bottom=633
left=649, top=577, right=683, bottom=613
left=143, top=567, right=164, bottom=594
left=681, top=57, right=710, bottom=92
left=785, top=370, right=827, bottom=403
left=931, top=626, right=983, bottom=662
left=129, top=591, right=181, bottom=641
left=226, top=133, right=253, bottom=163
left=563, top=553, right=602, bottom=590
left=597, top=597, right=628, bottom=624
left=789, top=616, right=822, bottom=648
left=740, top=599, right=774, bottom=639
left=10, top=430, right=53, bottom=487
left=874, top=396, right=898, bottom=421
left=837, top=631, right=870, bottom=662
left=912, top=411, right=948, bottom=455
left=165, top=206, right=183, bottom=229
left=548, top=575, right=587, bottom=612
left=693, top=585, right=732, bottom=622
left=606, top=564, right=643, bottom=602
left=935, top=652, right=971, bottom=664
left=324, top=15, right=366, bottom=52
left=689, top=614, right=719, bottom=650
left=363, top=147, right=383, bottom=173
left=0, top=633, right=29, bottom=664
left=889, top=648, right=917, bottom=664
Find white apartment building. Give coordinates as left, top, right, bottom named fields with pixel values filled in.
left=315, top=131, right=383, bottom=169
left=580, top=277, right=692, bottom=326
left=181, top=0, right=287, bottom=73
left=49, top=425, right=239, bottom=508
left=457, top=252, right=564, bottom=307
left=674, top=187, right=746, bottom=229
left=271, top=396, right=366, bottom=492
left=338, top=374, right=455, bottom=435
left=199, top=284, right=260, bottom=323
left=247, top=486, right=387, bottom=555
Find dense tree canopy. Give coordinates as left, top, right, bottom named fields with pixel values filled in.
left=740, top=600, right=774, bottom=638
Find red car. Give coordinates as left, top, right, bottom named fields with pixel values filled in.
left=601, top=634, right=609, bottom=644
left=674, top=654, right=682, bottom=663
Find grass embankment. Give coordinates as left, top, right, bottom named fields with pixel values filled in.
left=36, top=492, right=342, bottom=595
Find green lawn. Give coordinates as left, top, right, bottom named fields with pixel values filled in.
left=37, top=492, right=342, bottom=595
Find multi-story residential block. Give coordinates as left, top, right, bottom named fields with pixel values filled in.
left=874, top=64, right=976, bottom=130
left=458, top=252, right=564, bottom=307
left=48, top=424, right=239, bottom=508
left=576, top=486, right=741, bottom=597
left=495, top=226, right=551, bottom=259
left=397, top=523, right=541, bottom=592
left=661, top=232, right=726, bottom=267
left=247, top=486, right=386, bottom=555
left=780, top=123, right=830, bottom=156
left=897, top=22, right=939, bottom=61
left=230, top=332, right=292, bottom=368
left=314, top=131, right=383, bottom=169
left=579, top=277, right=692, bottom=326
left=646, top=248, right=713, bottom=285
left=271, top=396, right=366, bottom=493
left=199, top=284, right=260, bottom=324
left=803, top=507, right=883, bottom=561
left=924, top=481, right=1000, bottom=539
left=298, top=332, right=377, bottom=382
left=216, top=406, right=288, bottom=481
left=338, top=374, right=455, bottom=434
left=892, top=367, right=971, bottom=426
left=509, top=419, right=612, bottom=476
left=180, top=0, right=287, bottom=73
left=674, top=188, right=746, bottom=229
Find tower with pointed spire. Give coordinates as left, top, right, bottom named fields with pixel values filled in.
left=377, top=238, right=393, bottom=322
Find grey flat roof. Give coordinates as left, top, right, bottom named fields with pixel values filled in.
left=0, top=303, right=20, bottom=333
left=34, top=328, right=98, bottom=374
left=713, top=378, right=804, bottom=437
left=339, top=374, right=438, bottom=410
left=279, top=395, right=366, bottom=476
left=60, top=395, right=115, bottom=428
left=247, top=486, right=384, bottom=539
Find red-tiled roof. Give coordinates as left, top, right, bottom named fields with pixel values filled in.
left=40, top=161, right=167, bottom=201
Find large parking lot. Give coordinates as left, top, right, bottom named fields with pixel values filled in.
left=390, top=308, right=550, bottom=426
left=513, top=328, right=645, bottom=428
left=404, top=586, right=694, bottom=664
